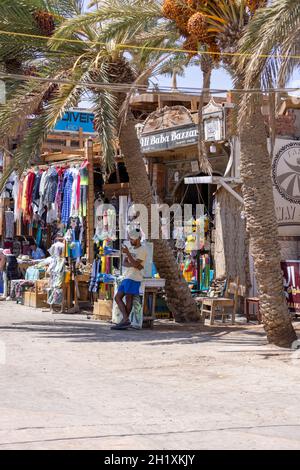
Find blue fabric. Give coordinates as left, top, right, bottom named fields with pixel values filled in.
left=70, top=241, right=82, bottom=259
left=32, top=247, right=45, bottom=260
left=61, top=170, right=73, bottom=225
left=44, top=167, right=58, bottom=205
left=25, top=266, right=41, bottom=281
left=118, top=279, right=141, bottom=295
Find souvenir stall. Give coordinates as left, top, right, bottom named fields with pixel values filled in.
left=0, top=131, right=96, bottom=310
left=0, top=133, right=166, bottom=325
left=91, top=195, right=166, bottom=327
left=175, top=214, right=214, bottom=294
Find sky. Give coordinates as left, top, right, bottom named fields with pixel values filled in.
left=154, top=66, right=233, bottom=93
left=79, top=0, right=234, bottom=106
left=80, top=1, right=300, bottom=106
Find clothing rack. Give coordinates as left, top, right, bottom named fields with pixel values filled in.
left=22, top=158, right=88, bottom=174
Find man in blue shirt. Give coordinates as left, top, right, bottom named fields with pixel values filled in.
left=31, top=243, right=45, bottom=260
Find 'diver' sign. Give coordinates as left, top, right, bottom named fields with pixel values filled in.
left=54, top=109, right=96, bottom=134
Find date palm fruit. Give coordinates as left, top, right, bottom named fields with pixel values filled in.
left=33, top=10, right=55, bottom=36
left=187, top=12, right=208, bottom=41
left=23, top=65, right=38, bottom=76
left=162, top=0, right=190, bottom=33
left=183, top=36, right=199, bottom=56
left=186, top=0, right=208, bottom=10
left=207, top=40, right=221, bottom=63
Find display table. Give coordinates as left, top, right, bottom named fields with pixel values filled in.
left=96, top=277, right=166, bottom=327
left=142, top=278, right=166, bottom=328
left=17, top=258, right=46, bottom=278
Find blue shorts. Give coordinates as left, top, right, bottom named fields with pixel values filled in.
left=118, top=279, right=141, bottom=295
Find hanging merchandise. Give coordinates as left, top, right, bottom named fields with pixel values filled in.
left=94, top=202, right=117, bottom=242
left=79, top=161, right=89, bottom=217
left=65, top=216, right=83, bottom=261
left=182, top=256, right=195, bottom=282
left=23, top=171, right=36, bottom=222
left=70, top=166, right=80, bottom=218
left=5, top=210, right=14, bottom=239
left=38, top=170, right=48, bottom=217
left=61, top=169, right=74, bottom=225
left=32, top=170, right=42, bottom=215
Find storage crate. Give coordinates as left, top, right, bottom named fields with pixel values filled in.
left=23, top=291, right=48, bottom=308
left=93, top=299, right=112, bottom=321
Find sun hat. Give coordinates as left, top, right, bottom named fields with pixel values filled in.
left=128, top=227, right=141, bottom=240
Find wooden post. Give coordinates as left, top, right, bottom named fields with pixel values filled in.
left=1, top=140, right=12, bottom=239
left=85, top=138, right=94, bottom=264
left=79, top=127, right=84, bottom=149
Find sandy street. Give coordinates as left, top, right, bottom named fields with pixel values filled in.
left=0, top=301, right=299, bottom=450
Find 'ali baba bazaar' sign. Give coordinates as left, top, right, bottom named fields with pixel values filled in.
left=140, top=124, right=198, bottom=153
left=140, top=101, right=225, bottom=154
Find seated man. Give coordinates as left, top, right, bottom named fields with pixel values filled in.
left=31, top=243, right=45, bottom=260
left=112, top=228, right=147, bottom=330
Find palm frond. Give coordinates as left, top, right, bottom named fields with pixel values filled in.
left=0, top=112, right=48, bottom=192
left=238, top=0, right=300, bottom=88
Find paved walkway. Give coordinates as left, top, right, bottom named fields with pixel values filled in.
left=0, top=302, right=299, bottom=449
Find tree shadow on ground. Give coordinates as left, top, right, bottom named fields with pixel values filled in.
left=0, top=315, right=272, bottom=349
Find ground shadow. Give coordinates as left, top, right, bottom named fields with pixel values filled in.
left=0, top=313, right=271, bottom=349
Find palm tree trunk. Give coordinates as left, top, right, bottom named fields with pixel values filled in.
left=239, top=92, right=297, bottom=347
left=119, top=118, right=200, bottom=322
left=197, top=62, right=212, bottom=174
left=171, top=71, right=177, bottom=90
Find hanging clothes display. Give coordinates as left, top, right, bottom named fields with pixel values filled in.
left=38, top=170, right=48, bottom=217
left=79, top=161, right=89, bottom=217
left=61, top=169, right=74, bottom=225
left=24, top=171, right=36, bottom=222
left=5, top=210, right=14, bottom=239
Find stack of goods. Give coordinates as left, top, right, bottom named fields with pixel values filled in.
left=207, top=278, right=227, bottom=298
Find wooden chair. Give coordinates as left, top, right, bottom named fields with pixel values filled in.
left=245, top=297, right=261, bottom=323
left=201, top=278, right=241, bottom=325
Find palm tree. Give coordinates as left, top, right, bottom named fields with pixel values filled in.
left=85, top=0, right=299, bottom=346
left=0, top=0, right=201, bottom=321
left=235, top=0, right=300, bottom=345
left=209, top=0, right=297, bottom=347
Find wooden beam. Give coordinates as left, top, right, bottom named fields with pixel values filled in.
left=42, top=144, right=84, bottom=153
left=43, top=152, right=85, bottom=162
left=103, top=183, right=130, bottom=191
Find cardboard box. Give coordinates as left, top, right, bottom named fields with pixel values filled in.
left=93, top=299, right=112, bottom=320
left=23, top=291, right=48, bottom=309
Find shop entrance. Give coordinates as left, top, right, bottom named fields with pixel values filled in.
left=174, top=173, right=218, bottom=217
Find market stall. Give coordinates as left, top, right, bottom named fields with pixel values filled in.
left=0, top=130, right=167, bottom=327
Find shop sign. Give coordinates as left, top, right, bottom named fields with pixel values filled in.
left=272, top=140, right=300, bottom=235
left=53, top=109, right=96, bottom=134
left=203, top=99, right=225, bottom=142
left=140, top=124, right=198, bottom=153
left=204, top=116, right=223, bottom=141
left=281, top=260, right=300, bottom=313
